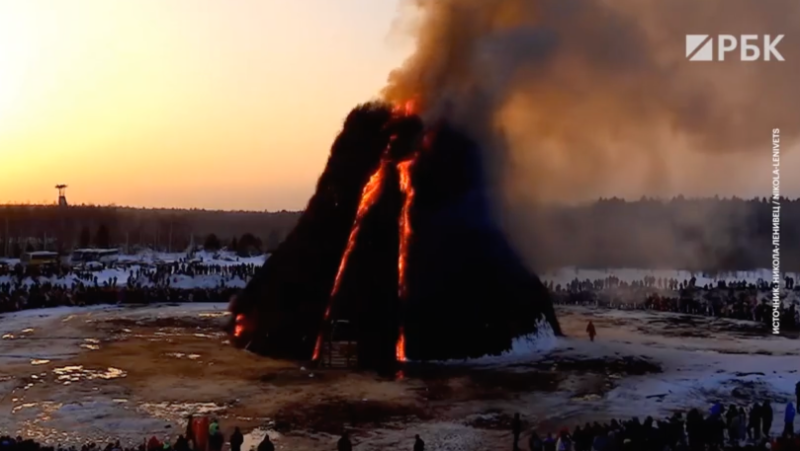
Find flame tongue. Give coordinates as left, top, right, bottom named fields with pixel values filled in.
left=313, top=102, right=422, bottom=364
left=394, top=153, right=418, bottom=362
left=312, top=158, right=391, bottom=361
left=397, top=157, right=417, bottom=298
left=395, top=326, right=407, bottom=362
left=329, top=159, right=391, bottom=301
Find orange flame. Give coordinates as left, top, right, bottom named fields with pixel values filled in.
left=313, top=157, right=391, bottom=361
left=329, top=159, right=391, bottom=301
left=392, top=97, right=419, bottom=117
left=395, top=327, right=407, bottom=362
left=311, top=333, right=323, bottom=361
left=233, top=314, right=246, bottom=338
left=397, top=157, right=417, bottom=298
left=395, top=153, right=419, bottom=363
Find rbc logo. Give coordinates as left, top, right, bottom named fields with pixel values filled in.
left=686, top=34, right=785, bottom=61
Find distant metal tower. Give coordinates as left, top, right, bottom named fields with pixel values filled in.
left=55, top=185, right=68, bottom=207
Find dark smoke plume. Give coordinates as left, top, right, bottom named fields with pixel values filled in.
left=382, top=0, right=800, bottom=270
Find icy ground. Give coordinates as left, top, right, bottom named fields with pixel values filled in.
left=0, top=303, right=797, bottom=450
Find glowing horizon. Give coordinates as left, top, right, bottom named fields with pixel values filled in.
left=0, top=0, right=411, bottom=211
left=2, top=1, right=799, bottom=211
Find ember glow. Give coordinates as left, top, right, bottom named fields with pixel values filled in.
left=311, top=334, right=323, bottom=361
left=233, top=314, right=246, bottom=338
left=395, top=327, right=407, bottom=362
left=393, top=97, right=418, bottom=117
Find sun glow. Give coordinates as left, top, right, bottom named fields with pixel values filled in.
left=0, top=9, right=37, bottom=128
left=0, top=1, right=410, bottom=209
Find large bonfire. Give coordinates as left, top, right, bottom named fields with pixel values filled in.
left=233, top=0, right=797, bottom=369
left=227, top=98, right=560, bottom=370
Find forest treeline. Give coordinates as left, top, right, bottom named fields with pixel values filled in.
left=512, top=196, right=799, bottom=271
left=0, top=204, right=298, bottom=256
left=0, top=197, right=797, bottom=270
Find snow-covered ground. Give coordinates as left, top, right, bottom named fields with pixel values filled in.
left=116, top=250, right=267, bottom=267
left=0, top=251, right=268, bottom=289
left=1, top=302, right=797, bottom=449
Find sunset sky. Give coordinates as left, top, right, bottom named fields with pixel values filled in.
left=1, top=1, right=797, bottom=211
left=0, top=0, right=411, bottom=210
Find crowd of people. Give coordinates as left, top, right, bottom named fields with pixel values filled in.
left=516, top=400, right=800, bottom=450
left=3, top=257, right=799, bottom=330
left=0, top=259, right=259, bottom=313
left=2, top=396, right=800, bottom=451
left=547, top=275, right=800, bottom=330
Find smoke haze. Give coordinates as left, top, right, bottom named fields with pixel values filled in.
left=382, top=0, right=800, bottom=270
left=382, top=0, right=800, bottom=265
left=383, top=0, right=800, bottom=201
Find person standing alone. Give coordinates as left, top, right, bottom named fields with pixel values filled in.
left=796, top=380, right=800, bottom=409
left=512, top=413, right=522, bottom=450
left=586, top=321, right=596, bottom=342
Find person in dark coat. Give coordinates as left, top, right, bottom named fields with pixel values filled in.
left=762, top=400, right=774, bottom=437
left=512, top=413, right=522, bottom=450
left=230, top=427, right=244, bottom=451
left=184, top=415, right=195, bottom=450
left=208, top=430, right=224, bottom=451
left=542, top=433, right=556, bottom=451
left=784, top=402, right=796, bottom=437
left=413, top=434, right=425, bottom=451
left=586, top=321, right=596, bottom=342
left=748, top=403, right=761, bottom=441
left=796, top=380, right=800, bottom=408
left=257, top=435, right=274, bottom=451
left=173, top=436, right=189, bottom=451
left=528, top=432, right=543, bottom=451
left=337, top=432, right=352, bottom=451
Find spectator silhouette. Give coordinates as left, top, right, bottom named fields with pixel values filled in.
left=748, top=402, right=762, bottom=441
left=528, top=431, right=543, bottom=451
left=230, top=427, right=243, bottom=451
left=173, top=435, right=189, bottom=451
left=413, top=434, right=424, bottom=451
left=586, top=321, right=596, bottom=342
left=763, top=400, right=774, bottom=437
left=511, top=413, right=522, bottom=450
left=337, top=431, right=352, bottom=451
left=785, top=402, right=796, bottom=437
left=796, top=380, right=800, bottom=408
left=256, top=435, right=274, bottom=451
left=542, top=433, right=556, bottom=451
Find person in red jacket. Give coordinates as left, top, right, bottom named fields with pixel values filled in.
left=586, top=321, right=597, bottom=342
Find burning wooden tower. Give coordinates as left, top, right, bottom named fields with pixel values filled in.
left=228, top=102, right=560, bottom=370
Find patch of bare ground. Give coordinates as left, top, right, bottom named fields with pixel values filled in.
left=99, top=316, right=226, bottom=331
left=273, top=399, right=429, bottom=435
left=510, top=355, right=662, bottom=376
left=463, top=410, right=517, bottom=430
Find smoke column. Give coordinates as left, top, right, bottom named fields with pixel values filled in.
left=382, top=0, right=800, bottom=269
